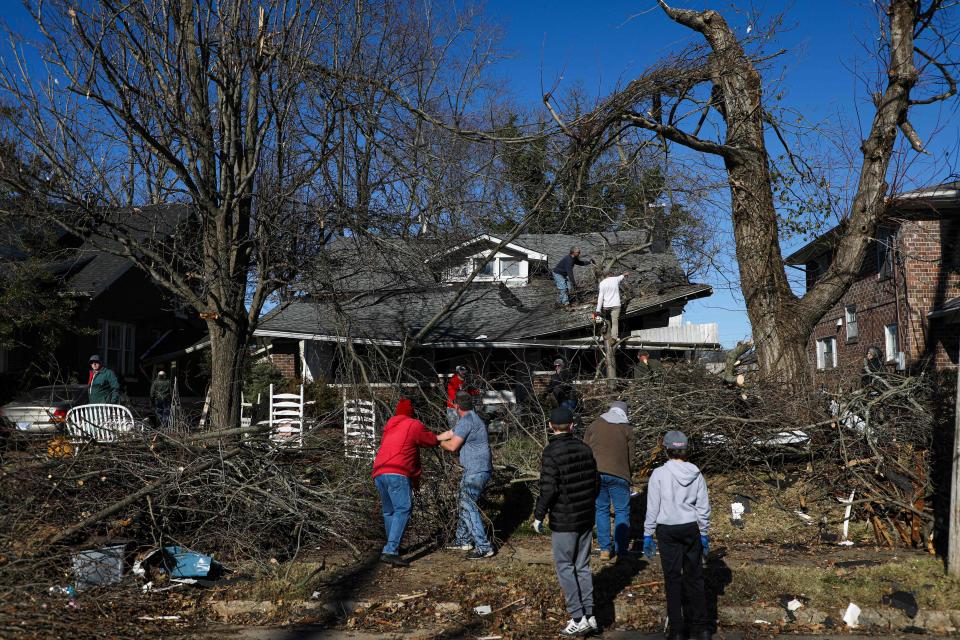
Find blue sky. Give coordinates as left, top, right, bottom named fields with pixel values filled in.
left=484, top=0, right=960, bottom=346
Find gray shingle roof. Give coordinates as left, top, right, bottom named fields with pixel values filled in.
left=259, top=231, right=709, bottom=343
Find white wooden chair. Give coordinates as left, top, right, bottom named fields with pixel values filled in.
left=343, top=396, right=376, bottom=460
left=66, top=404, right=137, bottom=445
left=268, top=384, right=304, bottom=447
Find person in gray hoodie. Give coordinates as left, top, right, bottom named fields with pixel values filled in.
left=643, top=430, right=711, bottom=640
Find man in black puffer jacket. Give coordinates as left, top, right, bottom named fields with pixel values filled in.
left=533, top=406, right=601, bottom=636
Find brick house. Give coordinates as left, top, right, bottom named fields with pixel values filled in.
left=785, top=181, right=960, bottom=377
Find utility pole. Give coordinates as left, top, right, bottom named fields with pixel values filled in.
left=949, top=344, right=960, bottom=577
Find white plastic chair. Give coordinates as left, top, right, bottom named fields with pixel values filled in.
left=269, top=384, right=304, bottom=447
left=66, top=404, right=137, bottom=444
left=343, top=396, right=376, bottom=460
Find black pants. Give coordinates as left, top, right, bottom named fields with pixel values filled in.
left=656, top=522, right=707, bottom=634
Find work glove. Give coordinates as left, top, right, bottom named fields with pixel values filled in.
left=642, top=535, right=656, bottom=559
left=532, top=519, right=544, bottom=534
left=701, top=535, right=710, bottom=557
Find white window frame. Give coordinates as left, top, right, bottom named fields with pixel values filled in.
left=844, top=305, right=858, bottom=341
left=816, top=337, right=837, bottom=370
left=884, top=323, right=900, bottom=363
left=447, top=249, right=530, bottom=286
left=98, top=320, right=136, bottom=375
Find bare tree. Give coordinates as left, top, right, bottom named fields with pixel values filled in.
left=559, top=0, right=957, bottom=383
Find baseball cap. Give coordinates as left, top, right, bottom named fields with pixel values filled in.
left=455, top=365, right=468, bottom=375
left=549, top=406, right=574, bottom=426
left=663, top=430, right=688, bottom=450
left=89, top=354, right=102, bottom=364
left=553, top=358, right=565, bottom=367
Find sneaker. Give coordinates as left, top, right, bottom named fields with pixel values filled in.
left=445, top=542, right=473, bottom=551
left=559, top=617, right=590, bottom=636
left=465, top=548, right=495, bottom=560
left=599, top=550, right=613, bottom=561
left=379, top=553, right=409, bottom=567
left=586, top=615, right=599, bottom=633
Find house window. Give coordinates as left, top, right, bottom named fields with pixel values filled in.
left=845, top=305, right=858, bottom=341
left=816, top=337, right=837, bottom=370
left=499, top=259, right=521, bottom=278
left=473, top=258, right=494, bottom=277
left=98, top=320, right=136, bottom=375
left=884, top=323, right=899, bottom=362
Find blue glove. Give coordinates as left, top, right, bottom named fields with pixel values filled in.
left=642, top=535, right=656, bottom=559
left=701, top=535, right=709, bottom=556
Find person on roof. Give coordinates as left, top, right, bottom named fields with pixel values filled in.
left=372, top=398, right=440, bottom=567
left=87, top=354, right=121, bottom=404
left=446, top=365, right=480, bottom=429
left=596, top=269, right=630, bottom=339
left=552, top=247, right=595, bottom=306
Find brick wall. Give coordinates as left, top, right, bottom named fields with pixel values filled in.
left=806, top=262, right=899, bottom=377
left=806, top=215, right=960, bottom=378
left=270, top=352, right=297, bottom=379
left=900, top=218, right=960, bottom=368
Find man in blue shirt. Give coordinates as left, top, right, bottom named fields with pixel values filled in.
left=551, top=247, right=595, bottom=306
left=438, top=391, right=494, bottom=559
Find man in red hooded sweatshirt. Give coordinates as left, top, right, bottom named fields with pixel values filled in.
left=372, top=398, right=440, bottom=567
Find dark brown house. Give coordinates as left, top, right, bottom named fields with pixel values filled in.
left=0, top=205, right=206, bottom=398
left=785, top=181, right=960, bottom=377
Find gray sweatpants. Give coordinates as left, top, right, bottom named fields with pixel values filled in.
left=551, top=529, right=594, bottom=619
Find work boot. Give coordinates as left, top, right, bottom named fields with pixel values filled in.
left=666, top=629, right=686, bottom=640
left=599, top=550, right=613, bottom=561
left=379, top=553, right=409, bottom=567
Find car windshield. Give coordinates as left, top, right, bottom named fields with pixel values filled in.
left=18, top=386, right=86, bottom=405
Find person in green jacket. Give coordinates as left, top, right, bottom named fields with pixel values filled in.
left=87, top=354, right=121, bottom=404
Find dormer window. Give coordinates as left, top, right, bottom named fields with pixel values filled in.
left=428, top=234, right=547, bottom=287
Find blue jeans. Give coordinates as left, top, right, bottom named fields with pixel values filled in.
left=595, top=474, right=631, bottom=556
left=455, top=471, right=492, bottom=553
left=375, top=474, right=412, bottom=555
left=552, top=272, right=570, bottom=305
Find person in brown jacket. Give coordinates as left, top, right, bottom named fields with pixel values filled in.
left=583, top=400, right=634, bottom=561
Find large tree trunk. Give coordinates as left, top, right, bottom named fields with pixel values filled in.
left=649, top=0, right=923, bottom=386
left=206, top=315, right=247, bottom=430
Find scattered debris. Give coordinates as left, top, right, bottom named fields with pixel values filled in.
left=473, top=605, right=492, bottom=616
left=137, top=615, right=181, bottom=621
left=843, top=602, right=861, bottom=628
left=753, top=619, right=771, bottom=625
left=839, top=490, right=855, bottom=543
left=884, top=590, right=919, bottom=618
left=72, top=543, right=127, bottom=589
left=786, top=598, right=804, bottom=612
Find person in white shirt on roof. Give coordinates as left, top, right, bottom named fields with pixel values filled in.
left=595, top=269, right=630, bottom=339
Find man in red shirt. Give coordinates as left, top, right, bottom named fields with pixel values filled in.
left=446, top=365, right=479, bottom=428
left=372, top=398, right=439, bottom=567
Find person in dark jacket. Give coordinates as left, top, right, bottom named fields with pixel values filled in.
left=552, top=247, right=594, bottom=306
left=533, top=406, right=600, bottom=636
left=372, top=398, right=440, bottom=567
left=87, top=355, right=121, bottom=404
left=583, top=400, right=634, bottom=561
left=544, top=358, right=577, bottom=411
left=633, top=350, right=664, bottom=381
left=150, top=370, right=173, bottom=427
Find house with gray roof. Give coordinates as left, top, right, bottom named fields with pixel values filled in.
left=0, top=204, right=205, bottom=396
left=254, top=230, right=717, bottom=383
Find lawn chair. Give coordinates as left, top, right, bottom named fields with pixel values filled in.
left=343, top=396, right=376, bottom=460
left=268, top=384, right=304, bottom=447
left=66, top=403, right=137, bottom=446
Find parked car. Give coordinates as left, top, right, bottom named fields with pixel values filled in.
left=0, top=385, right=89, bottom=434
